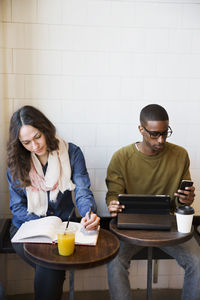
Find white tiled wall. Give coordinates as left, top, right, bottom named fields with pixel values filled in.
left=0, top=0, right=200, bottom=295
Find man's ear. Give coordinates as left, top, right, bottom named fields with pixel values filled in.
left=138, top=125, right=144, bottom=135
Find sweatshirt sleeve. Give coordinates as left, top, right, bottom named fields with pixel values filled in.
left=105, top=151, right=126, bottom=206
left=69, top=144, right=97, bottom=217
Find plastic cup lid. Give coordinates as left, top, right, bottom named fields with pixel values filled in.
left=175, top=205, right=194, bottom=215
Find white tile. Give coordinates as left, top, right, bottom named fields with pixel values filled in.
left=6, top=280, right=17, bottom=295
left=192, top=170, right=200, bottom=191
left=60, top=100, right=119, bottom=124
left=191, top=30, right=200, bottom=53
left=71, top=124, right=96, bottom=147
left=135, top=3, right=181, bottom=28
left=12, top=279, right=34, bottom=294
left=72, top=27, right=121, bottom=52
left=48, top=25, right=72, bottom=50
left=0, top=0, right=12, bottom=22
left=109, top=53, right=135, bottom=77
left=0, top=161, right=9, bottom=192
left=133, top=54, right=157, bottom=77
left=60, top=76, right=73, bottom=99
left=193, top=190, right=200, bottom=214
left=168, top=275, right=184, bottom=289
left=7, top=257, right=33, bottom=280
left=0, top=74, right=24, bottom=99
left=144, top=78, right=190, bottom=102
left=12, top=99, right=36, bottom=111
left=87, top=0, right=111, bottom=26
left=38, top=0, right=62, bottom=24
left=132, top=275, right=147, bottom=289
left=119, top=124, right=142, bottom=147
left=87, top=168, right=95, bottom=190
left=94, top=169, right=107, bottom=191
left=62, top=52, right=109, bottom=76
left=60, top=101, right=87, bottom=123
left=24, top=24, right=49, bottom=49
left=25, top=75, right=62, bottom=99
left=0, top=193, right=10, bottom=216
left=96, top=124, right=119, bottom=147
left=156, top=54, right=190, bottom=78
left=118, top=101, right=142, bottom=124
left=0, top=49, right=12, bottom=73
left=71, top=77, right=97, bottom=100
left=88, top=265, right=107, bottom=277
left=137, top=260, right=147, bottom=276
left=33, top=100, right=63, bottom=124
left=96, top=77, right=121, bottom=100
left=56, top=124, right=74, bottom=142
left=169, top=260, right=184, bottom=275
left=169, top=29, right=192, bottom=53
left=93, top=191, right=109, bottom=217
left=0, top=23, right=25, bottom=49
left=82, top=276, right=107, bottom=291
left=145, top=29, right=169, bottom=53
left=121, top=78, right=144, bottom=101
left=61, top=0, right=88, bottom=25
left=130, top=260, right=138, bottom=276
left=13, top=50, right=62, bottom=75
left=120, top=28, right=145, bottom=52
left=188, top=55, right=200, bottom=77
left=156, top=259, right=173, bottom=275
left=152, top=275, right=169, bottom=288
left=12, top=0, right=37, bottom=23
left=13, top=99, right=62, bottom=124
left=168, top=101, right=200, bottom=125
left=84, top=147, right=108, bottom=169
left=182, top=4, right=200, bottom=28
left=110, top=1, right=136, bottom=27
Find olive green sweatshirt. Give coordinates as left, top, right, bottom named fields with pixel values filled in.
left=106, top=142, right=191, bottom=210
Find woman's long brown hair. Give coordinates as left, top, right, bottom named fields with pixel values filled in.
left=7, top=105, right=59, bottom=187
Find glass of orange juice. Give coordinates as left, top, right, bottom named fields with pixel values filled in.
left=57, top=228, right=75, bottom=256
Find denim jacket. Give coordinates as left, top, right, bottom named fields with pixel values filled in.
left=7, top=143, right=97, bottom=228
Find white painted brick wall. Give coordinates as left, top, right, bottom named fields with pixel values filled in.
left=1, top=0, right=200, bottom=295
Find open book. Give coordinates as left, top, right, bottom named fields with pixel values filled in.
left=11, top=216, right=99, bottom=246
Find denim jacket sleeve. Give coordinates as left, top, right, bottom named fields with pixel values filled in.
left=69, top=143, right=97, bottom=217
left=7, top=169, right=40, bottom=227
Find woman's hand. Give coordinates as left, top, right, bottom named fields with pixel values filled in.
left=81, top=211, right=100, bottom=230
left=108, top=200, right=125, bottom=217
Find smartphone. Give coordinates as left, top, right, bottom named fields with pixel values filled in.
left=179, top=180, right=193, bottom=195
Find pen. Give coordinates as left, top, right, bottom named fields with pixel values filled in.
left=66, top=207, right=75, bottom=230
left=88, top=207, right=92, bottom=220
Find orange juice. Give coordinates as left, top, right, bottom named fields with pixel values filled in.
left=57, top=232, right=75, bottom=256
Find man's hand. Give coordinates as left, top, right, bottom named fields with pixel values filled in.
left=108, top=200, right=125, bottom=217
left=174, top=185, right=195, bottom=206
left=81, top=212, right=100, bottom=230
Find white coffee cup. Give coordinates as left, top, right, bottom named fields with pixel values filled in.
left=175, top=205, right=194, bottom=233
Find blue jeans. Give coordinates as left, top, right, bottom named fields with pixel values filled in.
left=10, top=224, right=65, bottom=300
left=107, top=237, right=200, bottom=300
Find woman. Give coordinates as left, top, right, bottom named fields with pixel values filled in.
left=7, top=105, right=100, bottom=300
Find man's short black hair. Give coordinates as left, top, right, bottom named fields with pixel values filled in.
left=140, top=104, right=169, bottom=126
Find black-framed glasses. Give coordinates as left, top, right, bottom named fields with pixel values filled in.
left=142, top=125, right=173, bottom=139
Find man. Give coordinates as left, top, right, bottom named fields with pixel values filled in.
left=106, top=104, right=200, bottom=300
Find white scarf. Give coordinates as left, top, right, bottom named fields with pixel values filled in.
left=26, top=137, right=75, bottom=216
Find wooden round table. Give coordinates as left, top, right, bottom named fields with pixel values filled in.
left=24, top=228, right=119, bottom=300
left=110, top=217, right=193, bottom=300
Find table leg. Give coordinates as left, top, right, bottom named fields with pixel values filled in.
left=69, top=270, right=74, bottom=300
left=147, top=247, right=153, bottom=300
